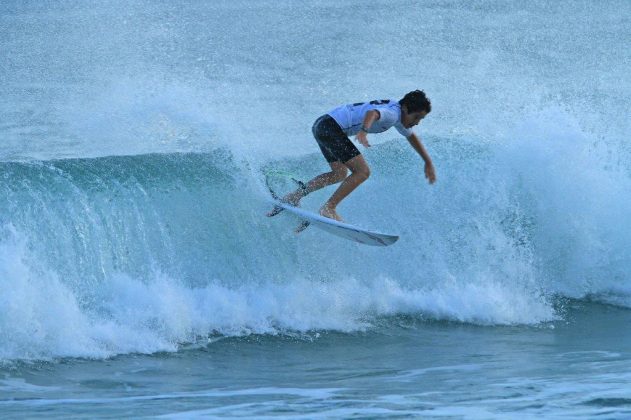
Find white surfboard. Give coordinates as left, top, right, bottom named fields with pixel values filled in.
left=273, top=201, right=399, bottom=247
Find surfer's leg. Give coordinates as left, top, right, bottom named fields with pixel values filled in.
left=266, top=163, right=347, bottom=217
left=303, top=162, right=348, bottom=192
left=320, top=155, right=370, bottom=221
left=292, top=162, right=348, bottom=231
left=306, top=114, right=359, bottom=200
left=269, top=114, right=358, bottom=219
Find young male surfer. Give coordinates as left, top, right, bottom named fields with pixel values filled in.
left=268, top=90, right=435, bottom=225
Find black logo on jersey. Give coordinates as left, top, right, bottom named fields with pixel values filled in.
left=352, top=99, right=391, bottom=107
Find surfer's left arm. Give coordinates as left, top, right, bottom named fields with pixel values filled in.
left=406, top=133, right=436, bottom=184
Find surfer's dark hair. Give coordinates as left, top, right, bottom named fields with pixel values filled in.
left=399, top=90, right=431, bottom=113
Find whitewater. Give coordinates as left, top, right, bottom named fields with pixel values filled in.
left=1, top=0, right=631, bottom=417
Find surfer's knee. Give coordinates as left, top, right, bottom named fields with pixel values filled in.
left=333, top=167, right=348, bottom=182
left=353, top=166, right=370, bottom=182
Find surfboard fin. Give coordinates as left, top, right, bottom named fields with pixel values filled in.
left=267, top=204, right=284, bottom=217
left=294, top=220, right=311, bottom=233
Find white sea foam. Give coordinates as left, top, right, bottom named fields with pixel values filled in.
left=0, top=222, right=556, bottom=362
left=498, top=108, right=631, bottom=304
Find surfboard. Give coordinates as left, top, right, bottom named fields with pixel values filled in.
left=272, top=201, right=399, bottom=247
left=264, top=171, right=399, bottom=246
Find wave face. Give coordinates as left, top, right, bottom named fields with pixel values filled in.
left=1, top=0, right=631, bottom=361
left=1, top=130, right=630, bottom=362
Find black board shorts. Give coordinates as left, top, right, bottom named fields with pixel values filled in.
left=311, top=115, right=361, bottom=164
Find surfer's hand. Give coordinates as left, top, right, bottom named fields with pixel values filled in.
left=425, top=163, right=436, bottom=184
left=356, top=131, right=370, bottom=148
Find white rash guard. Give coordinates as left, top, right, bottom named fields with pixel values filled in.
left=327, top=99, right=413, bottom=138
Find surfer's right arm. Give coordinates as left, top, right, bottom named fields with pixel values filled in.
left=356, top=110, right=380, bottom=147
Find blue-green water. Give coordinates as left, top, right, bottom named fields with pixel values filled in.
left=1, top=0, right=631, bottom=417
left=3, top=303, right=631, bottom=418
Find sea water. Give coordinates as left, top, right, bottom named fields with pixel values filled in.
left=1, top=0, right=631, bottom=417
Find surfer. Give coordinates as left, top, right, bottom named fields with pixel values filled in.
left=268, top=90, right=435, bottom=224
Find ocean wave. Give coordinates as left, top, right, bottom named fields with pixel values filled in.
left=1, top=113, right=630, bottom=362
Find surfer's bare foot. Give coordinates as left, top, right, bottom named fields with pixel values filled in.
left=319, top=204, right=342, bottom=222
left=266, top=190, right=303, bottom=217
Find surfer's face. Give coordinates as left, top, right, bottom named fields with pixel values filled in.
left=402, top=107, right=428, bottom=128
